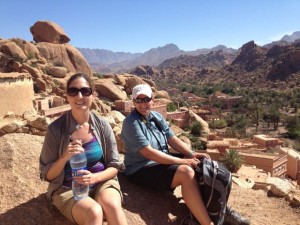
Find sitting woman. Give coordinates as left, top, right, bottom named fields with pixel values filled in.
left=121, top=84, right=213, bottom=225
left=40, top=73, right=128, bottom=225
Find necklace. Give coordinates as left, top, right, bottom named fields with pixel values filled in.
left=75, top=121, right=89, bottom=130
left=76, top=124, right=82, bottom=130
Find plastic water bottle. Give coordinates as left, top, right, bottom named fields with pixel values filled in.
left=70, top=152, right=89, bottom=200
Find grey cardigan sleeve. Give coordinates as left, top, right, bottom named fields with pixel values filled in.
left=101, top=120, right=125, bottom=171
left=39, top=127, right=59, bottom=181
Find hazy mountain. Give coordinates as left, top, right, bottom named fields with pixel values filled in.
left=78, top=44, right=236, bottom=73
left=263, top=31, right=300, bottom=49
left=77, top=48, right=142, bottom=65
left=190, top=45, right=237, bottom=55
left=281, top=31, right=300, bottom=42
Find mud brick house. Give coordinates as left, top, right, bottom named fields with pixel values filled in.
left=208, top=92, right=242, bottom=109
left=34, top=96, right=70, bottom=117
left=278, top=147, right=300, bottom=180
left=166, top=110, right=189, bottom=128
left=0, top=73, right=35, bottom=117
left=253, top=134, right=284, bottom=148
left=240, top=152, right=287, bottom=177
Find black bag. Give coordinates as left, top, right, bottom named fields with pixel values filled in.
left=194, top=158, right=232, bottom=225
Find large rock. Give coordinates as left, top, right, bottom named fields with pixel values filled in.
left=267, top=177, right=295, bottom=197
left=188, top=110, right=210, bottom=135
left=30, top=21, right=70, bottom=44
left=94, top=79, right=127, bottom=101
left=2, top=41, right=27, bottom=62
left=36, top=42, right=92, bottom=76
left=156, top=90, right=170, bottom=99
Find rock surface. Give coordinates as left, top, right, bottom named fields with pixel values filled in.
left=0, top=133, right=299, bottom=225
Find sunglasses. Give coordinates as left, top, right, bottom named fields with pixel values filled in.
left=67, top=87, right=93, bottom=97
left=134, top=97, right=152, bottom=103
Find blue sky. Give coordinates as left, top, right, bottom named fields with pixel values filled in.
left=1, top=1, right=300, bottom=53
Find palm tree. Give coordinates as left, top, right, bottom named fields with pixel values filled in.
left=220, top=149, right=243, bottom=173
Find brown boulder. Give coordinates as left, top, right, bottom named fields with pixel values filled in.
left=23, top=41, right=40, bottom=59
left=94, top=79, right=127, bottom=101
left=115, top=74, right=157, bottom=96
left=2, top=41, right=27, bottom=62
left=37, top=42, right=92, bottom=76
left=30, top=21, right=70, bottom=44
left=156, top=90, right=170, bottom=99
left=46, top=66, right=68, bottom=78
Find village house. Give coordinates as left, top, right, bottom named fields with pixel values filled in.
left=34, top=95, right=70, bottom=117
left=206, top=134, right=290, bottom=179
left=277, top=147, right=300, bottom=181
left=239, top=152, right=287, bottom=178
left=166, top=110, right=189, bottom=128
left=208, top=92, right=243, bottom=110
left=0, top=73, right=35, bottom=117
left=253, top=134, right=284, bottom=148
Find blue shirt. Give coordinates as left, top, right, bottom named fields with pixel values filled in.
left=121, top=110, right=174, bottom=175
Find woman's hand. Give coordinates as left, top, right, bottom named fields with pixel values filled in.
left=61, top=140, right=84, bottom=162
left=193, top=152, right=210, bottom=160
left=179, top=158, right=201, bottom=168
left=73, top=170, right=98, bottom=186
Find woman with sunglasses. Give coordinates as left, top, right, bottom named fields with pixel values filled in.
left=40, top=73, right=128, bottom=225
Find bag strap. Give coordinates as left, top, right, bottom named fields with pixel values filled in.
left=206, top=159, right=218, bottom=208
left=135, top=109, right=169, bottom=154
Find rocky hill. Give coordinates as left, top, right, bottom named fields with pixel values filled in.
left=78, top=44, right=237, bottom=73
left=128, top=40, right=300, bottom=91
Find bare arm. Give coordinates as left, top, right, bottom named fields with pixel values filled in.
left=168, top=136, right=194, bottom=157
left=139, top=144, right=199, bottom=167
left=168, top=136, right=210, bottom=160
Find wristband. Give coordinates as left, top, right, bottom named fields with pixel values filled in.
left=187, top=150, right=194, bottom=158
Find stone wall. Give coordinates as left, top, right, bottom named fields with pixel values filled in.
left=0, top=73, right=35, bottom=117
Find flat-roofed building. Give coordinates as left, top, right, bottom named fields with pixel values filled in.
left=253, top=134, right=284, bottom=148
left=240, top=152, right=287, bottom=177
left=195, top=149, right=220, bottom=161
left=278, top=147, right=300, bottom=180
left=167, top=110, right=189, bottom=128
left=207, top=140, right=230, bottom=154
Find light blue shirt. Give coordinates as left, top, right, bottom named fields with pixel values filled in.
left=121, top=110, right=174, bottom=176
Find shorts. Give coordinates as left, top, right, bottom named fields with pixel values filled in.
left=127, top=164, right=180, bottom=192
left=52, top=179, right=122, bottom=223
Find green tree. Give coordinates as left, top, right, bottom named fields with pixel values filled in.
left=190, top=121, right=203, bottom=136
left=166, top=102, right=177, bottom=112
left=220, top=149, right=243, bottom=173
left=286, top=116, right=300, bottom=139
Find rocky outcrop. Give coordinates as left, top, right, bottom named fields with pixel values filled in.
left=30, top=21, right=70, bottom=44
left=232, top=41, right=267, bottom=72
left=94, top=79, right=127, bottom=101
left=115, top=74, right=158, bottom=96
left=0, top=23, right=92, bottom=98
left=188, top=110, right=210, bottom=135
left=36, top=42, right=92, bottom=77
left=267, top=44, right=300, bottom=80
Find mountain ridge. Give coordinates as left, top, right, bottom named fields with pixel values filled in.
left=78, top=31, right=300, bottom=74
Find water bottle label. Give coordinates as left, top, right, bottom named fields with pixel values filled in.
left=72, top=167, right=87, bottom=177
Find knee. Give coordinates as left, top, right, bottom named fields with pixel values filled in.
left=176, top=165, right=195, bottom=181
left=101, top=197, right=122, bottom=213
left=86, top=204, right=103, bottom=221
